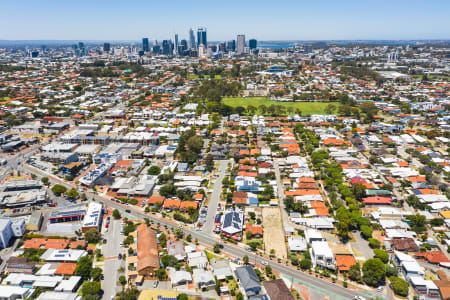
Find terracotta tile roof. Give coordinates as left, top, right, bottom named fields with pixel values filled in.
left=69, top=241, right=86, bottom=249
left=245, top=223, right=263, bottom=236
left=362, top=197, right=392, bottom=205
left=285, top=189, right=320, bottom=196
left=148, top=196, right=165, bottom=204
left=335, top=255, right=357, bottom=271
left=55, top=263, right=77, bottom=275
left=163, top=199, right=181, bottom=209
left=415, top=251, right=450, bottom=264
left=408, top=176, right=427, bottom=182
left=23, top=238, right=47, bottom=249
left=137, top=224, right=159, bottom=272
left=180, top=201, right=198, bottom=211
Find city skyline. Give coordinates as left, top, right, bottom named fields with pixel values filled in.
left=0, top=0, right=449, bottom=41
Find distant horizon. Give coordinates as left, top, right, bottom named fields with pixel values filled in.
left=0, top=0, right=449, bottom=41
left=0, top=38, right=449, bottom=44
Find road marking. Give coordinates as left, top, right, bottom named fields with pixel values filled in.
left=282, top=275, right=348, bottom=300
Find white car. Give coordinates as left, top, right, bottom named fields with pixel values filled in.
left=261, top=261, right=269, bottom=266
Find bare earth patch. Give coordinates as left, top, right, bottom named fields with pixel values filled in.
left=262, top=207, right=287, bottom=259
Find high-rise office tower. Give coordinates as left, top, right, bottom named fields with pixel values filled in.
left=236, top=35, right=245, bottom=54
left=103, top=43, right=111, bottom=52
left=197, top=27, right=207, bottom=48
left=226, top=40, right=236, bottom=52
left=174, top=34, right=179, bottom=55
left=162, top=40, right=170, bottom=55
left=78, top=42, right=86, bottom=56
left=189, top=28, right=195, bottom=50
left=153, top=44, right=161, bottom=55
left=142, top=38, right=150, bottom=52
left=249, top=39, right=257, bottom=50
left=180, top=39, right=187, bottom=50
left=219, top=42, right=226, bottom=52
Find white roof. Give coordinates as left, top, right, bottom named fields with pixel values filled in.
left=305, top=229, right=323, bottom=242
left=41, top=249, right=87, bottom=262
left=0, top=285, right=34, bottom=298
left=82, top=201, right=102, bottom=228
left=55, top=276, right=82, bottom=292
left=311, top=241, right=333, bottom=258
left=288, top=237, right=307, bottom=251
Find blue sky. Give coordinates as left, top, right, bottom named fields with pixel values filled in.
left=1, top=0, right=449, bottom=40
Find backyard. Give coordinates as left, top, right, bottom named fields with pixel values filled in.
left=222, top=97, right=340, bottom=115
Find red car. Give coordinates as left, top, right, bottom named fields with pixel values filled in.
left=105, top=223, right=109, bottom=228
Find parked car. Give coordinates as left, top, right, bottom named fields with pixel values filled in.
left=153, top=281, right=159, bottom=288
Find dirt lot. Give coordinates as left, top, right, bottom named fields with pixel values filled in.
left=262, top=207, right=287, bottom=259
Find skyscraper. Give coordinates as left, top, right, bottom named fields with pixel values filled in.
left=103, top=43, right=111, bottom=52
left=142, top=38, right=149, bottom=52
left=162, top=40, right=172, bottom=55
left=174, top=34, right=179, bottom=55
left=236, top=34, right=245, bottom=54
left=189, top=28, right=195, bottom=50
left=197, top=28, right=207, bottom=48
left=249, top=39, right=257, bottom=50
left=226, top=40, right=236, bottom=52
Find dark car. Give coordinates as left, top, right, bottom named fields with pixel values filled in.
left=125, top=209, right=131, bottom=213
left=103, top=239, right=107, bottom=244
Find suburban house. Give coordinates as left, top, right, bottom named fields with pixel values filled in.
left=235, top=266, right=262, bottom=298
left=263, top=279, right=295, bottom=300
left=310, top=241, right=336, bottom=270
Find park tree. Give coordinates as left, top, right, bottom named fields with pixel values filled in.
left=84, top=228, right=101, bottom=243
left=362, top=258, right=386, bottom=287
left=360, top=101, right=378, bottom=121
left=325, top=104, right=337, bottom=115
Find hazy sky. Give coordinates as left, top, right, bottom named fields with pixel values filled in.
left=1, top=0, right=449, bottom=41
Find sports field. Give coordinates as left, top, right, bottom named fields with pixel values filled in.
left=223, top=97, right=339, bottom=115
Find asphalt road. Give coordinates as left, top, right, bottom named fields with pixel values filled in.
left=102, top=219, right=123, bottom=300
